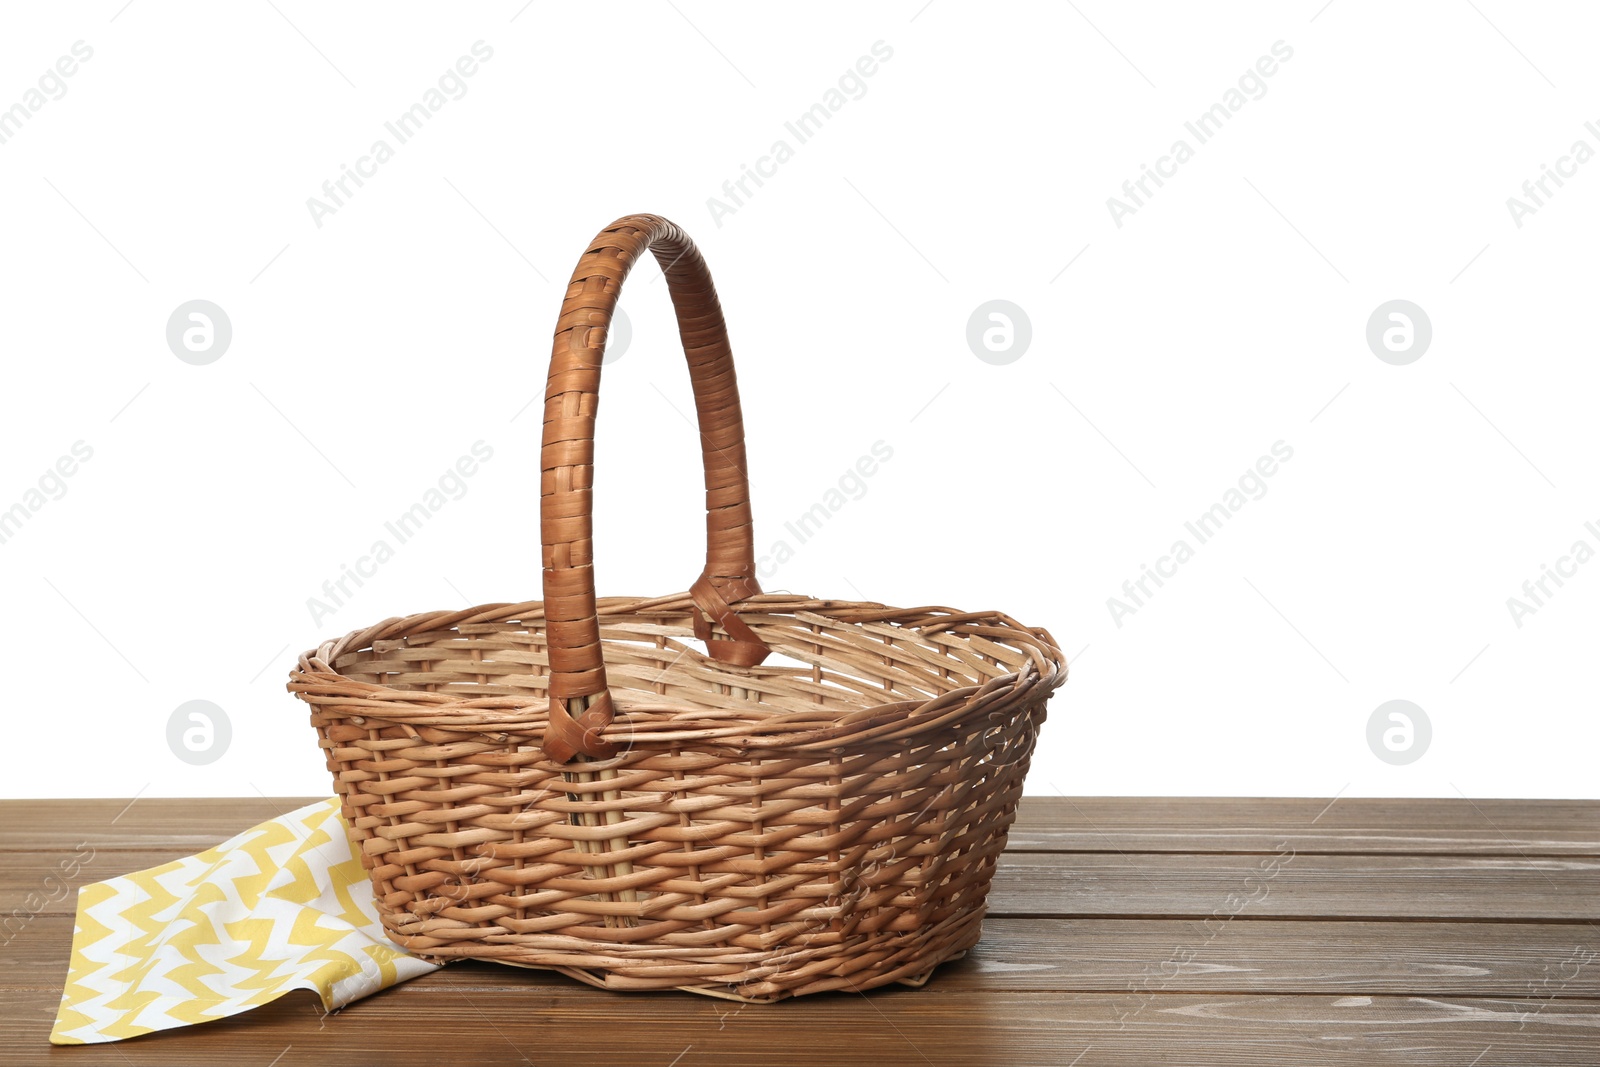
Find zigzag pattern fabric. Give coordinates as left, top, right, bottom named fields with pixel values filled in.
left=51, top=797, right=438, bottom=1045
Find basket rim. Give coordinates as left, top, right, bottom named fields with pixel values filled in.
left=287, top=592, right=1066, bottom=756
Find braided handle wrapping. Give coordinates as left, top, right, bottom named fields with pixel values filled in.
left=541, top=214, right=770, bottom=762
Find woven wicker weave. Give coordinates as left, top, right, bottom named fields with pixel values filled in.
left=289, top=214, right=1067, bottom=1001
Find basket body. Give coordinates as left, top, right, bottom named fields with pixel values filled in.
left=292, top=594, right=1061, bottom=1000
left=288, top=214, right=1065, bottom=1000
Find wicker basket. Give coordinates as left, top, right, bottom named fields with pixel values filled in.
left=288, top=214, right=1067, bottom=1001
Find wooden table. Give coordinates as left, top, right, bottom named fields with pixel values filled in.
left=4, top=797, right=1597, bottom=1065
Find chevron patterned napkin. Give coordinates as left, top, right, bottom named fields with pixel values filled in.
left=51, top=797, right=439, bottom=1045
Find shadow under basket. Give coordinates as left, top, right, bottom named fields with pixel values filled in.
left=287, top=214, right=1066, bottom=1002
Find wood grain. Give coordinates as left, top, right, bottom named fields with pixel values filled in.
left=3, top=983, right=1597, bottom=1066
left=10, top=913, right=1600, bottom=998
left=7, top=847, right=1594, bottom=921
left=7, top=796, right=1591, bottom=854
left=1007, top=797, right=1600, bottom=854
left=993, top=851, right=1600, bottom=921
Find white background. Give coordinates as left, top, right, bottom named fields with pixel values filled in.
left=2, top=2, right=1595, bottom=800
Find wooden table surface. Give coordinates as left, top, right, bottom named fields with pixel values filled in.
left=3, top=796, right=1597, bottom=1066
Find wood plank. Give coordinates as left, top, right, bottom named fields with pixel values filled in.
left=7, top=848, right=1594, bottom=922
left=5, top=983, right=1598, bottom=1066
left=5, top=797, right=1596, bottom=855
left=991, top=851, right=1600, bottom=921
left=9, top=913, right=1600, bottom=999
left=0, top=797, right=326, bottom=853
left=1007, top=797, right=1600, bottom=855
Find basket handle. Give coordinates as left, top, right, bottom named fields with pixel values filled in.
left=541, top=214, right=771, bottom=763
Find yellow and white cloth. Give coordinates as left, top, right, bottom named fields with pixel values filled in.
left=51, top=797, right=438, bottom=1045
